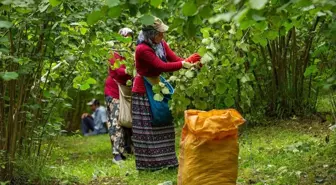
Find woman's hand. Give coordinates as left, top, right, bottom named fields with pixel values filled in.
left=193, top=61, right=203, bottom=68
left=185, top=53, right=201, bottom=63
left=182, top=61, right=193, bottom=69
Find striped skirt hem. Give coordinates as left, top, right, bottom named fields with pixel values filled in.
left=131, top=93, right=178, bottom=171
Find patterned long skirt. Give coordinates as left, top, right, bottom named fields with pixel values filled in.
left=131, top=93, right=178, bottom=171
left=105, top=96, right=133, bottom=155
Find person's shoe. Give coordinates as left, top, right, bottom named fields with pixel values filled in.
left=112, top=154, right=123, bottom=165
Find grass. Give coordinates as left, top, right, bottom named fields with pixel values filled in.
left=20, top=119, right=336, bottom=185
left=46, top=134, right=178, bottom=185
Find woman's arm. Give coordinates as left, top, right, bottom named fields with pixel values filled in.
left=137, top=46, right=182, bottom=72
left=115, top=64, right=127, bottom=76
left=162, top=41, right=183, bottom=62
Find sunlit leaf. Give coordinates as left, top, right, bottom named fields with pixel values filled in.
left=185, top=70, right=195, bottom=78
left=209, top=12, right=235, bottom=23
left=250, top=0, right=268, bottom=10
left=80, top=27, right=87, bottom=35
left=169, top=76, right=178, bottom=82
left=39, top=4, right=49, bottom=12
left=198, top=46, right=207, bottom=56
left=126, top=80, right=132, bottom=86
left=159, top=82, right=165, bottom=87
left=150, top=0, right=162, bottom=7
left=304, top=65, right=318, bottom=77
left=86, top=78, right=97, bottom=85
left=106, top=0, right=120, bottom=7
left=152, top=85, right=161, bottom=94
left=154, top=93, right=164, bottom=101
left=49, top=0, right=61, bottom=7
left=252, top=14, right=266, bottom=21
left=162, top=87, right=170, bottom=94
left=80, top=83, right=90, bottom=91
left=233, top=8, right=249, bottom=23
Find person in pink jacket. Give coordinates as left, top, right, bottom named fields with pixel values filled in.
left=104, top=28, right=133, bottom=164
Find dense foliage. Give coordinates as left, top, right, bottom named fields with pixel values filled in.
left=0, top=0, right=335, bottom=182
left=169, top=0, right=336, bottom=121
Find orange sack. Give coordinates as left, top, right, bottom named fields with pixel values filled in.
left=178, top=109, right=245, bottom=185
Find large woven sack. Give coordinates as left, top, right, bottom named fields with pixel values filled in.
left=178, top=109, right=245, bottom=185
left=118, top=84, right=132, bottom=128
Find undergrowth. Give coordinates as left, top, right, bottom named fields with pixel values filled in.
left=12, top=120, right=336, bottom=185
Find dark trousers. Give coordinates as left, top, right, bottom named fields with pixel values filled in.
left=81, top=116, right=95, bottom=135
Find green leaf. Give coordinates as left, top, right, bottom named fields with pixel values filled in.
left=106, top=0, right=120, bottom=7
left=86, top=78, right=97, bottom=84
left=224, top=96, right=235, bottom=107
left=154, top=93, right=164, bottom=101
left=252, top=34, right=267, bottom=47
left=241, top=75, right=251, bottom=83
left=152, top=85, right=161, bottom=94
left=80, top=27, right=87, bottom=35
left=162, top=87, right=170, bottom=94
left=252, top=14, right=266, bottom=21
left=237, top=42, right=249, bottom=52
left=39, top=4, right=49, bottom=12
left=304, top=65, right=318, bottom=77
left=250, top=0, right=268, bottom=10
left=265, top=30, right=278, bottom=40
left=198, top=46, right=207, bottom=56
left=193, top=99, right=207, bottom=110
left=108, top=6, right=122, bottom=18
left=159, top=82, right=165, bottom=87
left=43, top=90, right=51, bottom=98
left=199, top=5, right=212, bottom=18
left=1, top=72, right=19, bottom=81
left=87, top=11, right=104, bottom=25
left=150, top=0, right=162, bottom=7
left=209, top=12, right=235, bottom=23
left=185, top=70, right=195, bottom=78
left=216, top=81, right=226, bottom=94
left=139, top=15, right=155, bottom=25
left=0, top=37, right=8, bottom=43
left=0, top=48, right=9, bottom=53
left=80, top=83, right=90, bottom=91
left=49, top=0, right=61, bottom=7
left=0, top=21, right=13, bottom=28
left=254, top=21, right=267, bottom=30
left=233, top=8, right=249, bottom=23
left=182, top=1, right=198, bottom=16
left=126, top=80, right=132, bottom=86
left=201, top=52, right=214, bottom=63
left=169, top=76, right=178, bottom=82
left=240, top=20, right=256, bottom=29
